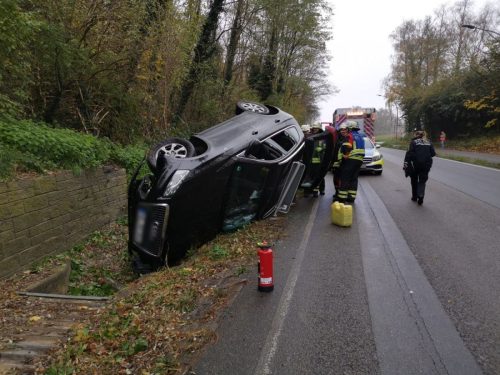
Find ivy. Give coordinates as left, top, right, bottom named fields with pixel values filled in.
left=0, top=119, right=147, bottom=180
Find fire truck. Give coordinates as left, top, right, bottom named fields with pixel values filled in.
left=333, top=107, right=376, bottom=140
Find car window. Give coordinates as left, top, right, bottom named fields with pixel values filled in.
left=364, top=137, right=374, bottom=149
left=271, top=127, right=299, bottom=151
left=244, top=140, right=283, bottom=160
left=222, top=164, right=270, bottom=232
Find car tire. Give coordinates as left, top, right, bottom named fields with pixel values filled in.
left=235, top=101, right=270, bottom=115
left=147, top=137, right=195, bottom=170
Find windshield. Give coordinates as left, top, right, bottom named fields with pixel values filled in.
left=364, top=137, right=374, bottom=149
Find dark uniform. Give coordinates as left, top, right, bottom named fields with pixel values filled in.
left=336, top=130, right=365, bottom=203
left=404, top=132, right=436, bottom=205
left=301, top=129, right=333, bottom=197
left=311, top=139, right=326, bottom=196
left=326, top=125, right=340, bottom=199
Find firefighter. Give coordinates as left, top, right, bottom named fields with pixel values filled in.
left=300, top=124, right=314, bottom=197
left=325, top=124, right=339, bottom=198
left=335, top=121, right=365, bottom=203
left=310, top=124, right=326, bottom=196
left=301, top=124, right=311, bottom=136
left=403, top=130, right=436, bottom=205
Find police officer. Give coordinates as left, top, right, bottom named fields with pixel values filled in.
left=335, top=121, right=365, bottom=203
left=404, top=130, right=436, bottom=205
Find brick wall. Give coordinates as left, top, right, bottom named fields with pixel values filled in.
left=0, top=166, right=127, bottom=279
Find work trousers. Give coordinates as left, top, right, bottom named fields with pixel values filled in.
left=337, top=159, right=362, bottom=202
left=332, top=168, right=340, bottom=195
left=410, top=166, right=430, bottom=198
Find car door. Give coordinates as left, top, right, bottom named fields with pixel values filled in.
left=221, top=126, right=304, bottom=232
left=301, top=131, right=334, bottom=188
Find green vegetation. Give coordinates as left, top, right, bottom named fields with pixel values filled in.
left=439, top=155, right=500, bottom=170
left=383, top=1, right=499, bottom=140
left=209, top=245, right=229, bottom=260
left=0, top=118, right=146, bottom=180
left=0, top=0, right=332, bottom=151
left=41, top=216, right=285, bottom=374
left=1, top=0, right=333, bottom=181
left=28, top=219, right=136, bottom=297
left=377, top=134, right=500, bottom=170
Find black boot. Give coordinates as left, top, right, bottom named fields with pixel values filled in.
left=417, top=196, right=424, bottom=205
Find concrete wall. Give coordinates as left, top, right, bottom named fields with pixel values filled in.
left=0, top=166, right=127, bottom=279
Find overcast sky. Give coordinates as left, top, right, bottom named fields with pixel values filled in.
left=318, top=0, right=491, bottom=122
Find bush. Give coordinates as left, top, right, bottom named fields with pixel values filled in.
left=111, top=144, right=147, bottom=174
left=0, top=119, right=147, bottom=180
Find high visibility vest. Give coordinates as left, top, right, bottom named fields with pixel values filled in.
left=337, top=132, right=365, bottom=162
left=312, top=140, right=325, bottom=164
left=349, top=132, right=365, bottom=161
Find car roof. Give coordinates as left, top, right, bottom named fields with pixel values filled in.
left=193, top=107, right=299, bottom=153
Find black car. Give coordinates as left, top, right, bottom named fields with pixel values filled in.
left=128, top=101, right=309, bottom=266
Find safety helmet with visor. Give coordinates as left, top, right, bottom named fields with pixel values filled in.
left=346, top=120, right=360, bottom=130
left=301, top=124, right=311, bottom=133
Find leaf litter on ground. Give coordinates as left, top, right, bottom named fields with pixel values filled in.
left=0, top=215, right=286, bottom=374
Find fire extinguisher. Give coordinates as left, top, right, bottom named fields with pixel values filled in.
left=257, top=241, right=274, bottom=292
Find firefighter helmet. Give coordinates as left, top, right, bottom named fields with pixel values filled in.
left=338, top=123, right=349, bottom=130
left=311, top=123, right=322, bottom=130
left=346, top=120, right=360, bottom=130
left=301, top=124, right=311, bottom=133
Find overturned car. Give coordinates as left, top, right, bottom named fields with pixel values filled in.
left=128, top=101, right=308, bottom=266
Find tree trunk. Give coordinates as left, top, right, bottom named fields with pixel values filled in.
left=174, top=0, right=225, bottom=121
left=125, top=0, right=168, bottom=87
left=224, top=0, right=245, bottom=85
left=44, top=47, right=64, bottom=124
left=259, top=26, right=278, bottom=100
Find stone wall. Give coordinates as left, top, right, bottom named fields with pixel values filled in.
left=0, top=166, right=127, bottom=279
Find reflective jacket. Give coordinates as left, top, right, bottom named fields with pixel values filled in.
left=350, top=131, right=365, bottom=161
left=338, top=132, right=365, bottom=162
left=312, top=140, right=326, bottom=164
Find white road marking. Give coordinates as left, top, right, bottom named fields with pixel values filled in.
left=253, top=198, right=320, bottom=375
left=358, top=180, right=482, bottom=375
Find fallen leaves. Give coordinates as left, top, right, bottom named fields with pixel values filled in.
left=1, top=216, right=287, bottom=374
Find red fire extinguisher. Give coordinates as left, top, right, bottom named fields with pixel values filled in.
left=257, top=241, right=274, bottom=292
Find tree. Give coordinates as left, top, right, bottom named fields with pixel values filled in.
left=0, top=0, right=36, bottom=118
left=385, top=0, right=499, bottom=136
left=175, top=0, right=226, bottom=121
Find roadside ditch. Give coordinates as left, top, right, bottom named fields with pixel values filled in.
left=0, top=214, right=286, bottom=374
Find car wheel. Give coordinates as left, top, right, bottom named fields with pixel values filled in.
left=147, top=137, right=195, bottom=170
left=235, top=101, right=270, bottom=115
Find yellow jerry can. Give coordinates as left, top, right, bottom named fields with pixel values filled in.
left=331, top=201, right=352, bottom=227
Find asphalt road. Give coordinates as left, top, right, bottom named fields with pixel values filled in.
left=192, top=149, right=500, bottom=375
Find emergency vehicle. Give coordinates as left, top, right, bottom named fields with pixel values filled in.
left=333, top=108, right=376, bottom=140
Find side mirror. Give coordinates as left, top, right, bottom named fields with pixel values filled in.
left=375, top=143, right=381, bottom=149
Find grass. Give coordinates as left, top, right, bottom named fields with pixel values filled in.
left=27, top=218, right=136, bottom=297
left=436, top=155, right=500, bottom=169
left=376, top=134, right=500, bottom=170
